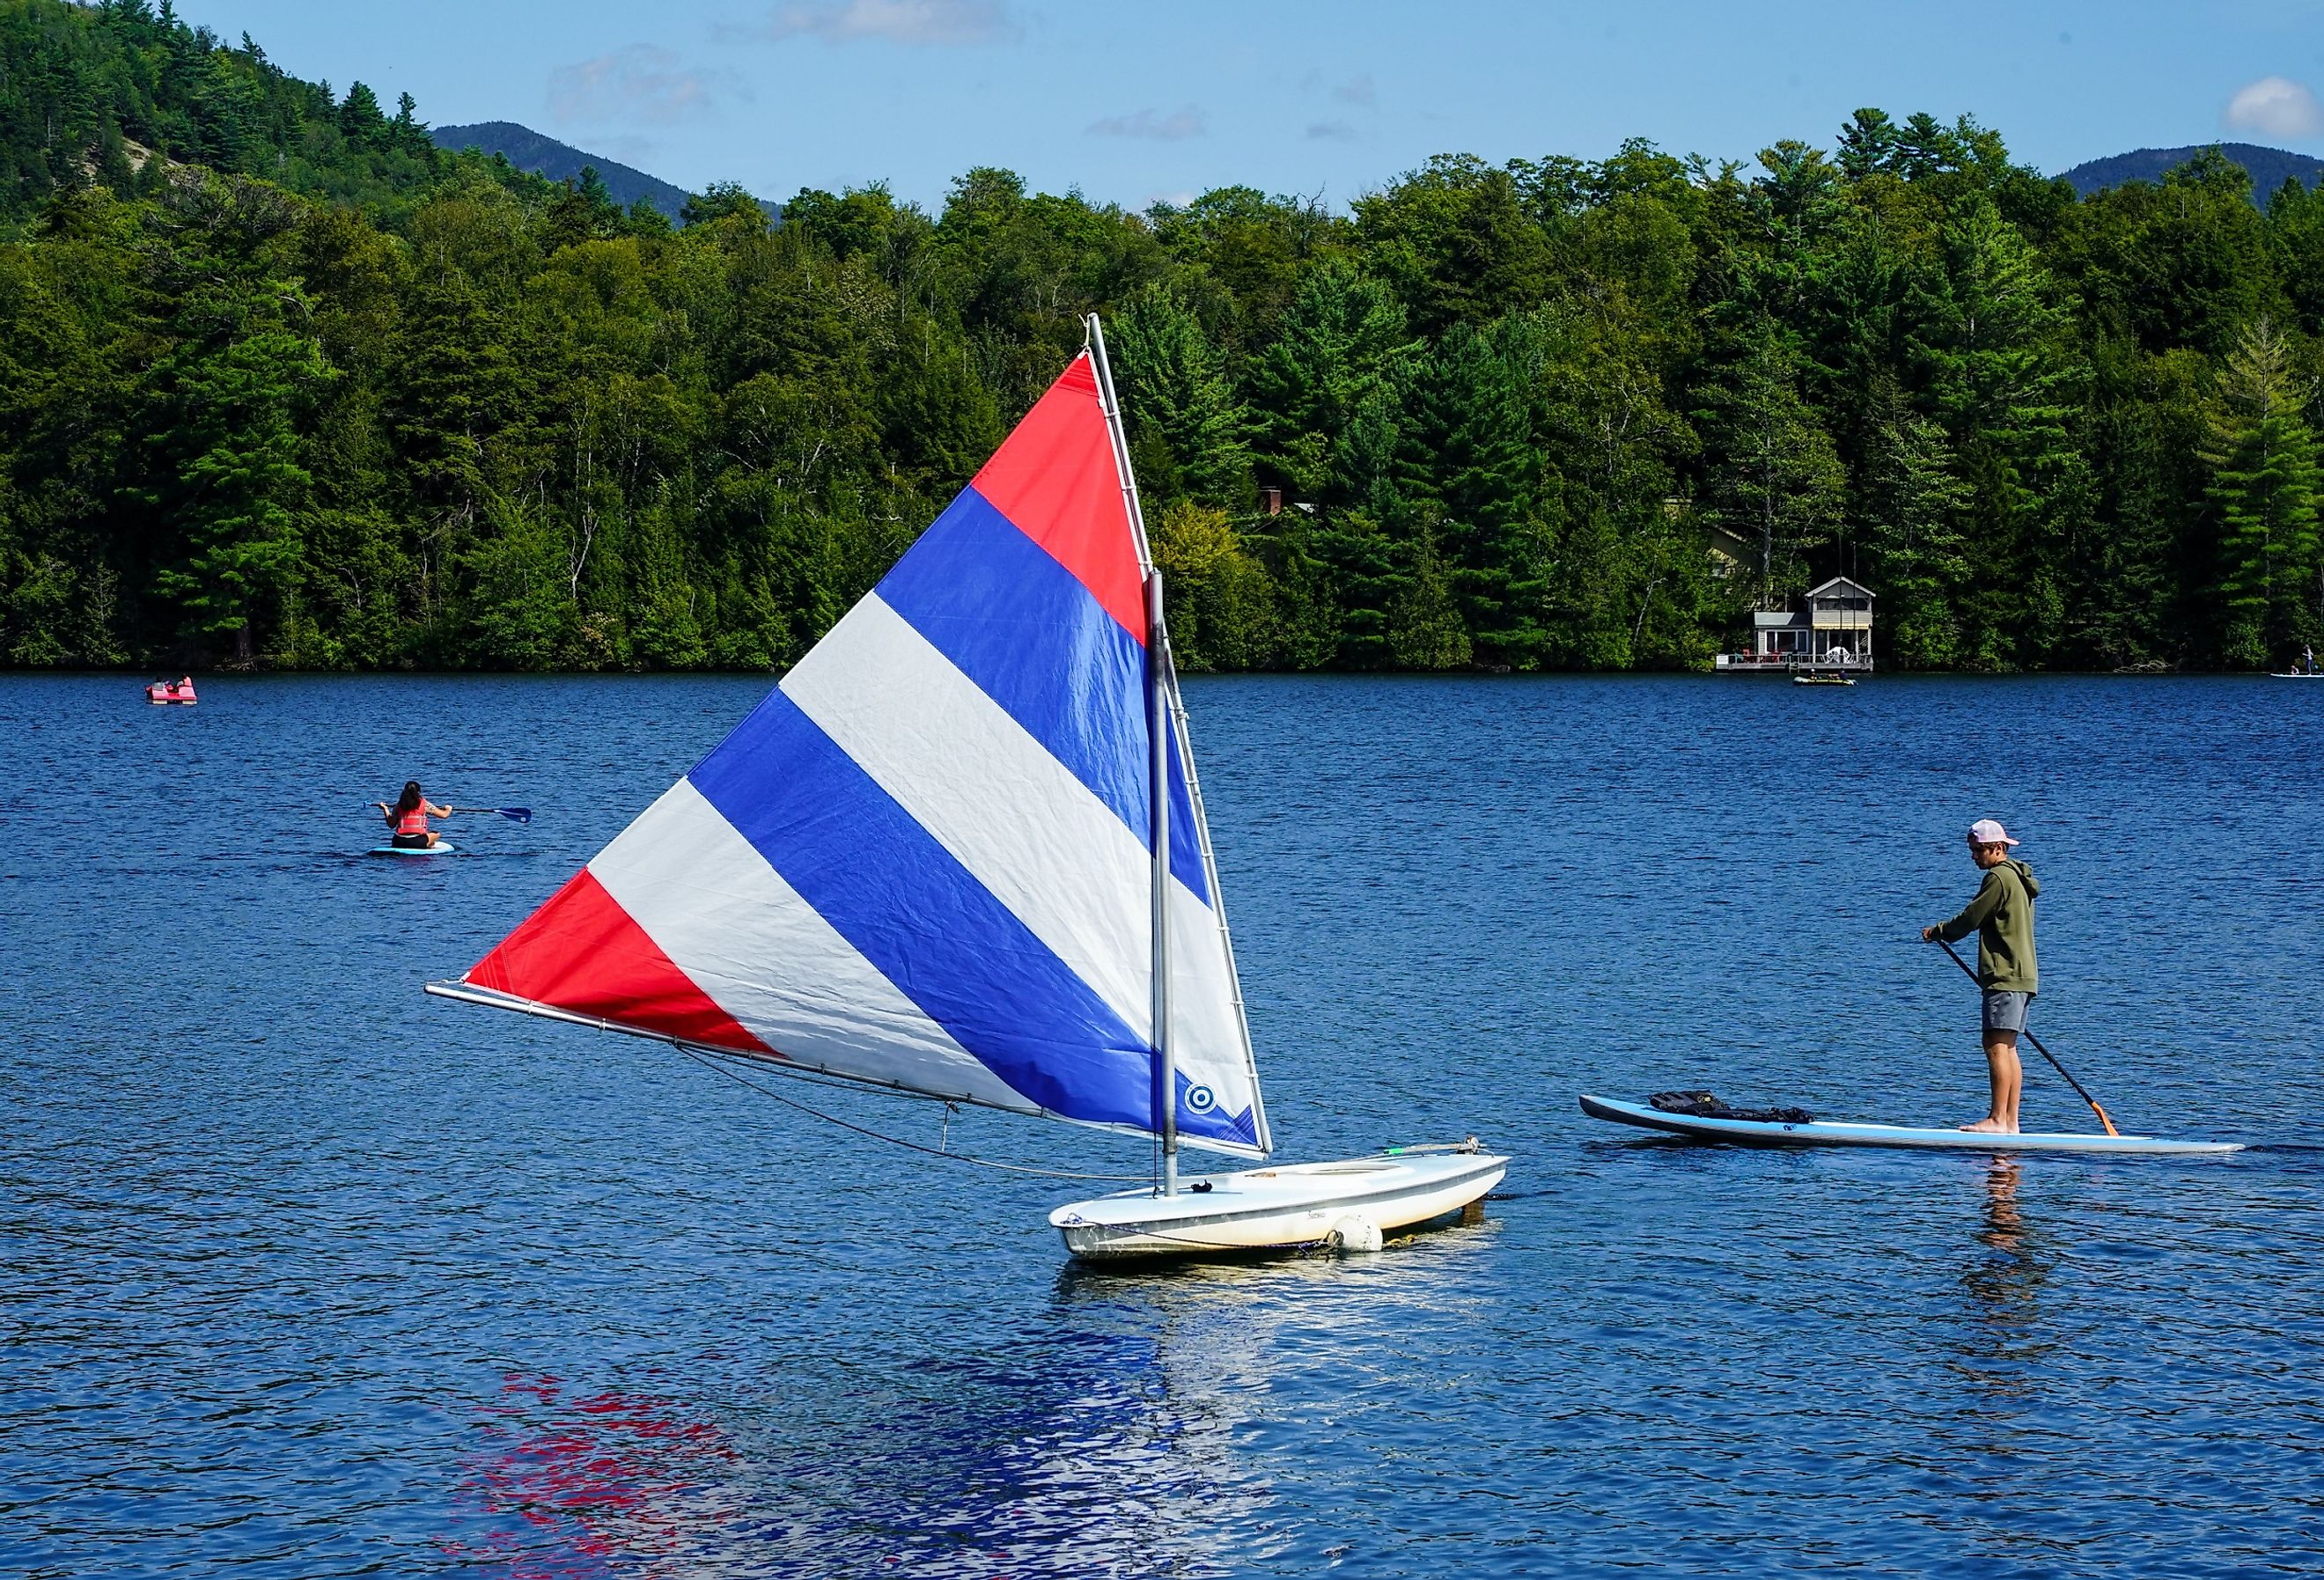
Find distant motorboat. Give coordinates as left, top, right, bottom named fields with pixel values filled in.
left=1791, top=672, right=1855, bottom=687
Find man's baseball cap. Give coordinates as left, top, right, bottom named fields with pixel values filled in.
left=1967, top=819, right=2019, bottom=847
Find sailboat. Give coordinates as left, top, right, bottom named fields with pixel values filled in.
left=428, top=316, right=1508, bottom=1259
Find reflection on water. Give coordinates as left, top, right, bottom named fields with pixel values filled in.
left=982, top=1224, right=1505, bottom=1577
left=434, top=1224, right=1507, bottom=1578
left=1955, top=1158, right=2056, bottom=1398
left=443, top=1375, right=742, bottom=1579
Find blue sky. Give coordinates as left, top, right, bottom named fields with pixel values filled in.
left=179, top=0, right=2324, bottom=209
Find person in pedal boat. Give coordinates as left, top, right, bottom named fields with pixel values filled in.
left=1922, top=819, right=2039, bottom=1134
left=378, top=782, right=452, bottom=849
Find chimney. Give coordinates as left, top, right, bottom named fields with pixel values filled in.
left=1261, top=485, right=1283, bottom=517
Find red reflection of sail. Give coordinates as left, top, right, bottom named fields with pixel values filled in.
left=439, top=1372, right=739, bottom=1579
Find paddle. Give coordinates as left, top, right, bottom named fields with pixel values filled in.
left=1934, top=936, right=2120, bottom=1136
left=447, top=806, right=533, bottom=823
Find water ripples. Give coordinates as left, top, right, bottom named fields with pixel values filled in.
left=3, top=672, right=2320, bottom=1576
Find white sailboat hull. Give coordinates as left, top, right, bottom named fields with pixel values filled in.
left=1050, top=1150, right=1508, bottom=1260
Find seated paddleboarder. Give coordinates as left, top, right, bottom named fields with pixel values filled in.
left=1922, top=819, right=2039, bottom=1134
left=378, top=782, right=452, bottom=849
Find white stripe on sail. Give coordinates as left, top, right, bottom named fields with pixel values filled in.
left=588, top=777, right=1035, bottom=1113
left=783, top=595, right=1151, bottom=1025
left=1168, top=882, right=1254, bottom=1127
left=781, top=594, right=1261, bottom=1127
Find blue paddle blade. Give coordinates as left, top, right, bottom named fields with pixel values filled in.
left=500, top=808, right=533, bottom=823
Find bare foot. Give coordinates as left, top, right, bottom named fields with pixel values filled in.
left=1958, top=1117, right=2019, bottom=1135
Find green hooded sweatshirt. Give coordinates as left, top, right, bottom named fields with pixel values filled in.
left=1935, top=859, right=2039, bottom=994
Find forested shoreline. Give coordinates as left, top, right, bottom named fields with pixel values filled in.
left=4, top=0, right=2323, bottom=673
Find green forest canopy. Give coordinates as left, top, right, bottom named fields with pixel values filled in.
left=4, top=0, right=2322, bottom=672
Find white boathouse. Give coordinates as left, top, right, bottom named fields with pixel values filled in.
left=1716, top=577, right=1875, bottom=672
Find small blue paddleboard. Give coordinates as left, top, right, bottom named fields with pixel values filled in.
left=369, top=842, right=457, bottom=857
left=1580, top=1095, right=2241, bottom=1156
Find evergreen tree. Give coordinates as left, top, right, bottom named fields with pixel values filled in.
left=1246, top=259, right=1415, bottom=502
left=1911, top=199, right=2084, bottom=664
left=392, top=270, right=525, bottom=529
left=1307, top=506, right=1405, bottom=668
left=544, top=165, right=621, bottom=252
left=1393, top=319, right=1548, bottom=661
left=1113, top=283, right=1250, bottom=507
left=1387, top=518, right=1472, bottom=669
left=2199, top=316, right=2321, bottom=665
left=149, top=329, right=327, bottom=661
left=1698, top=319, right=1845, bottom=599
left=1858, top=380, right=1970, bottom=666
left=1835, top=108, right=1899, bottom=180
left=1893, top=112, right=1961, bottom=180
left=391, top=91, right=428, bottom=156
left=338, top=81, right=385, bottom=143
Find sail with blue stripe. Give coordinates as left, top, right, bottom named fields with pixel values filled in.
left=438, top=344, right=1270, bottom=1158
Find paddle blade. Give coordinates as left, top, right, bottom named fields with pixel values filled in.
left=2092, top=1101, right=2121, bottom=1138
left=501, top=807, right=533, bottom=823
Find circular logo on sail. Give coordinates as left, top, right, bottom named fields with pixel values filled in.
left=1184, top=1084, right=1217, bottom=1113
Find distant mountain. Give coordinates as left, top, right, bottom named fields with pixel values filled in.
left=2060, top=143, right=2324, bottom=203
left=432, top=121, right=694, bottom=221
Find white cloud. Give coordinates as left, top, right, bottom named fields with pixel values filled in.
left=2224, top=76, right=2324, bottom=140
left=743, top=0, right=1017, bottom=45
left=1087, top=106, right=1206, bottom=142
left=548, top=45, right=732, bottom=126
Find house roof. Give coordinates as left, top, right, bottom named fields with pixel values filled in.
left=1806, top=576, right=1875, bottom=599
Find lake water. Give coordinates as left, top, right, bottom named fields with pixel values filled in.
left=3, top=672, right=2320, bottom=1578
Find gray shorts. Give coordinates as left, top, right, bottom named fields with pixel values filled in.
left=1982, top=990, right=2033, bottom=1033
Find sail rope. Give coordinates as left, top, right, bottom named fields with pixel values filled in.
left=673, top=1046, right=1151, bottom=1183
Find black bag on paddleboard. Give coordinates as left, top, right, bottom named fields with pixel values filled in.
left=1649, top=1091, right=1817, bottom=1125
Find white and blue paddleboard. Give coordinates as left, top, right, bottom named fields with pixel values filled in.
left=369, top=842, right=457, bottom=857
left=1580, top=1095, right=2242, bottom=1156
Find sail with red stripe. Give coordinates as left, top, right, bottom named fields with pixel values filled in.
left=437, top=349, right=1269, bottom=1157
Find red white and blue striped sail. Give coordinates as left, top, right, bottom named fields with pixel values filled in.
left=442, top=351, right=1269, bottom=1157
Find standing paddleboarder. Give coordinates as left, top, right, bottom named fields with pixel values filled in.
left=1922, top=819, right=2039, bottom=1135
